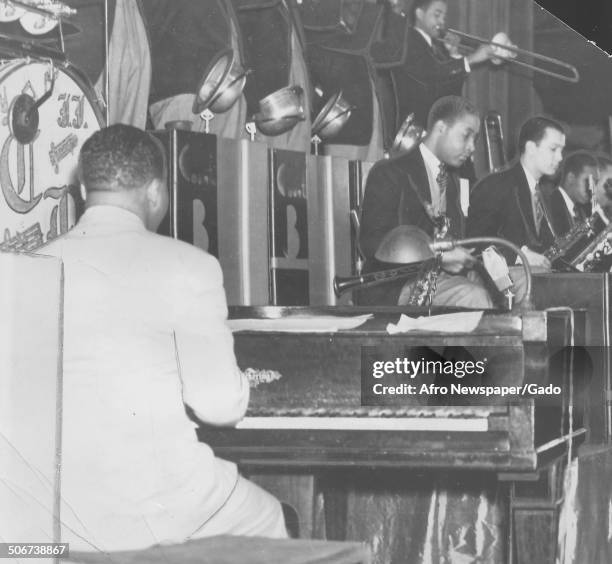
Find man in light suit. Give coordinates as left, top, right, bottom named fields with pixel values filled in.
left=468, top=116, right=566, bottom=270
left=41, top=125, right=286, bottom=552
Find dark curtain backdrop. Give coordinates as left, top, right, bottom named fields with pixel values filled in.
left=446, top=0, right=540, bottom=174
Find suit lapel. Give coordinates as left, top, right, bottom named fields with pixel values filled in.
left=558, top=190, right=575, bottom=230
left=413, top=27, right=448, bottom=61
left=395, top=151, right=433, bottom=232
left=514, top=164, right=539, bottom=235
left=402, top=150, right=431, bottom=205
left=398, top=151, right=464, bottom=237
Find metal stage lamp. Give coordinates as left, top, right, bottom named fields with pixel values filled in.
left=311, top=90, right=356, bottom=154
left=253, top=85, right=306, bottom=137
left=193, top=49, right=249, bottom=131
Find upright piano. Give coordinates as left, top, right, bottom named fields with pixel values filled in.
left=199, top=306, right=587, bottom=564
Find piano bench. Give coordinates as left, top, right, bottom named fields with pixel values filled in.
left=67, top=536, right=372, bottom=564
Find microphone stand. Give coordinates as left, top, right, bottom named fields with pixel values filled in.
left=432, top=237, right=534, bottom=310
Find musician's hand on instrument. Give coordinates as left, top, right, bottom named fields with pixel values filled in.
left=440, top=246, right=476, bottom=273
left=466, top=43, right=495, bottom=65
left=519, top=247, right=552, bottom=270
left=443, top=32, right=462, bottom=58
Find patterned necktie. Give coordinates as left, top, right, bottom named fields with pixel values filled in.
left=533, top=184, right=544, bottom=235
left=436, top=163, right=448, bottom=213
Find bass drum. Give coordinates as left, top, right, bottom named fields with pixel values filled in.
left=0, top=59, right=104, bottom=251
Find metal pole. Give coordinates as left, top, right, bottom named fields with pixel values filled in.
left=104, top=0, right=110, bottom=126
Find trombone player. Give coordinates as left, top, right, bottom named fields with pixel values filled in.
left=388, top=0, right=500, bottom=128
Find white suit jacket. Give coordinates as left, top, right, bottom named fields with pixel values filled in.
left=41, top=205, right=249, bottom=551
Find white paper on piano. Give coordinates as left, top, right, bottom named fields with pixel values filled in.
left=227, top=313, right=373, bottom=333
left=387, top=311, right=484, bottom=334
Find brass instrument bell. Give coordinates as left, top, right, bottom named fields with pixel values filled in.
left=390, top=113, right=425, bottom=157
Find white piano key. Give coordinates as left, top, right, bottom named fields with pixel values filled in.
left=236, top=416, right=488, bottom=432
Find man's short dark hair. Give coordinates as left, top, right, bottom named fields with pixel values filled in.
left=517, top=117, right=565, bottom=155
left=79, top=124, right=165, bottom=192
left=560, top=151, right=598, bottom=184
left=426, top=95, right=479, bottom=131
left=411, top=0, right=444, bottom=22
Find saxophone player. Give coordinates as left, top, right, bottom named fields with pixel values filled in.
left=595, top=155, right=612, bottom=221
left=541, top=151, right=599, bottom=237
left=467, top=116, right=566, bottom=270
left=358, top=95, right=494, bottom=308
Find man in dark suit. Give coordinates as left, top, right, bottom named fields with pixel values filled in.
left=467, top=116, right=566, bottom=269
left=359, top=95, right=493, bottom=308
left=389, top=0, right=496, bottom=127
left=542, top=151, right=598, bottom=237
left=594, top=156, right=612, bottom=272
left=596, top=156, right=612, bottom=221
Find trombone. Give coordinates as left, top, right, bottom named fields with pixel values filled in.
left=437, top=27, right=580, bottom=84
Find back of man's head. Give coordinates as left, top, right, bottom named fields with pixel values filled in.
left=517, top=116, right=564, bottom=156
left=79, top=124, right=164, bottom=194
left=426, top=95, right=478, bottom=131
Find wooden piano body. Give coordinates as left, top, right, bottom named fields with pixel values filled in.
left=534, top=272, right=611, bottom=442
left=199, top=306, right=587, bottom=564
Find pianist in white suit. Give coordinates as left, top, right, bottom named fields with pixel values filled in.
left=41, top=124, right=287, bottom=552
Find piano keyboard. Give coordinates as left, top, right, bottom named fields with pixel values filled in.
left=236, top=416, right=489, bottom=432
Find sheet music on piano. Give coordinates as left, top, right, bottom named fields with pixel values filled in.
left=227, top=313, right=373, bottom=333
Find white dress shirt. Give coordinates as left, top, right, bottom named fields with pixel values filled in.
left=558, top=186, right=577, bottom=219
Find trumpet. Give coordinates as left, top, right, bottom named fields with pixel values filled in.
left=436, top=27, right=580, bottom=84
left=333, top=260, right=430, bottom=297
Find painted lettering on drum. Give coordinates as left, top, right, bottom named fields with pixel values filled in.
left=0, top=60, right=102, bottom=249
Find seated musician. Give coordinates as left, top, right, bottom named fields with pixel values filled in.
left=467, top=116, right=566, bottom=270
left=595, top=155, right=612, bottom=220
left=358, top=95, right=494, bottom=308
left=541, top=150, right=598, bottom=237
left=595, top=155, right=612, bottom=271
left=40, top=125, right=287, bottom=551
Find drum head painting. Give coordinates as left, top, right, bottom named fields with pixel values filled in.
left=0, top=60, right=103, bottom=251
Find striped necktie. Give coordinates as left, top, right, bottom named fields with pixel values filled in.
left=436, top=163, right=448, bottom=213
left=533, top=184, right=544, bottom=235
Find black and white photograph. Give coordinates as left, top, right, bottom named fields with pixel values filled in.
left=1, top=1, right=612, bottom=563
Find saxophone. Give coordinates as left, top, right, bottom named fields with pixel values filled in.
left=544, top=207, right=612, bottom=271
left=404, top=213, right=448, bottom=306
